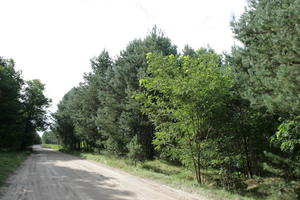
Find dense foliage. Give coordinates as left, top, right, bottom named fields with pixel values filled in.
left=52, top=28, right=177, bottom=157
left=49, top=0, right=299, bottom=198
left=231, top=0, right=300, bottom=115
left=0, top=57, right=50, bottom=150
left=136, top=51, right=232, bottom=184
left=229, top=0, right=300, bottom=193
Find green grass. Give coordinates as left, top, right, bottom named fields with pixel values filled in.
left=41, top=144, right=63, bottom=150
left=0, top=150, right=31, bottom=186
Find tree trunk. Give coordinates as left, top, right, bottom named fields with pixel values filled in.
left=242, top=135, right=253, bottom=178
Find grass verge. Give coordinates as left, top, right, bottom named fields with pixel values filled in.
left=0, top=150, right=31, bottom=186
left=41, top=144, right=63, bottom=151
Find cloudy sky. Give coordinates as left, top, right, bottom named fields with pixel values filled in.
left=0, top=0, right=247, bottom=111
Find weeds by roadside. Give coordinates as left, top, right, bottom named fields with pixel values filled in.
left=41, top=144, right=62, bottom=151
left=0, top=150, right=31, bottom=186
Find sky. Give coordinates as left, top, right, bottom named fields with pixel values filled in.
left=0, top=0, right=247, bottom=112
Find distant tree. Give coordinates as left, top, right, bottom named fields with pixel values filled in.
left=78, top=50, right=113, bottom=151
left=52, top=51, right=114, bottom=152
left=21, top=79, right=51, bottom=149
left=182, top=45, right=196, bottom=57
left=52, top=88, right=80, bottom=150
left=33, top=132, right=42, bottom=145
left=42, top=131, right=59, bottom=144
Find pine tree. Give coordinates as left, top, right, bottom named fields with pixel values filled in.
left=231, top=0, right=300, bottom=116
left=97, top=27, right=177, bottom=157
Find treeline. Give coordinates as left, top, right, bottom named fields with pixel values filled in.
left=0, top=58, right=50, bottom=150
left=42, top=131, right=59, bottom=144
left=51, top=0, right=299, bottom=195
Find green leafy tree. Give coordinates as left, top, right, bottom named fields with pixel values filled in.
left=273, top=116, right=300, bottom=153
left=21, top=79, right=51, bottom=149
left=0, top=58, right=50, bottom=150
left=0, top=57, right=24, bottom=149
left=137, top=50, right=232, bottom=184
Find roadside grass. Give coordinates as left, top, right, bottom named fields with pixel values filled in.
left=43, top=146, right=299, bottom=200
left=41, top=144, right=63, bottom=150
left=0, top=150, right=31, bottom=186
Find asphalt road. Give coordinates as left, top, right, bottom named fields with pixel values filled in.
left=0, top=146, right=205, bottom=200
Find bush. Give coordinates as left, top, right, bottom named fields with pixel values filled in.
left=126, top=135, right=144, bottom=165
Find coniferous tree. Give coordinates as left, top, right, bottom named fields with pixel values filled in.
left=230, top=0, right=300, bottom=192
left=52, top=88, right=80, bottom=150
left=231, top=0, right=300, bottom=115
left=97, top=27, right=177, bottom=157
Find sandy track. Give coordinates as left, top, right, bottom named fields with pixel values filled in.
left=0, top=145, right=206, bottom=200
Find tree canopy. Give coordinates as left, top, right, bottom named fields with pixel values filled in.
left=0, top=57, right=50, bottom=150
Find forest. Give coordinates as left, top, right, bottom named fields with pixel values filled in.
left=1, top=0, right=300, bottom=199
left=0, top=58, right=50, bottom=150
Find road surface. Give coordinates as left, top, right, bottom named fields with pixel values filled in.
left=0, top=146, right=205, bottom=200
